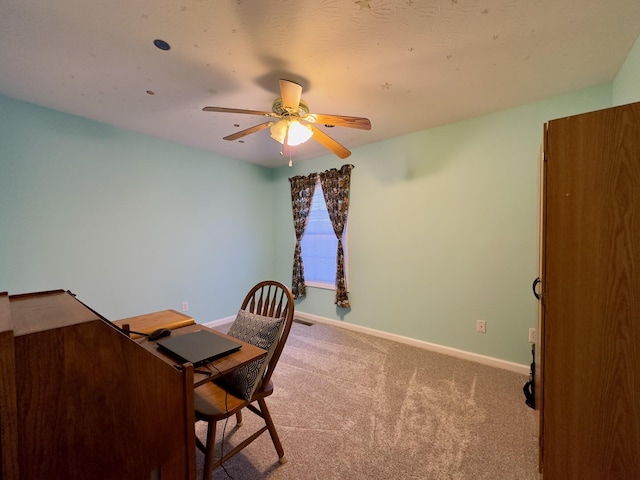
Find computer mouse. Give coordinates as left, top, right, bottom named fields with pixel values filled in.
left=148, top=328, right=172, bottom=341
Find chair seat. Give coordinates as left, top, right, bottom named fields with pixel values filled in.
left=195, top=380, right=274, bottom=420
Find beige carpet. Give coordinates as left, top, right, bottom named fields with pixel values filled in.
left=196, top=321, right=540, bottom=479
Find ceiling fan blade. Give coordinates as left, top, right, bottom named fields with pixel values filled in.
left=308, top=124, right=351, bottom=159
left=305, top=113, right=371, bottom=130
left=203, top=106, right=278, bottom=118
left=279, top=79, right=302, bottom=112
left=223, top=121, right=274, bottom=141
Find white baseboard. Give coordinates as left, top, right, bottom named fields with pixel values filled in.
left=204, top=316, right=236, bottom=328
left=204, top=311, right=529, bottom=375
left=295, top=311, right=530, bottom=375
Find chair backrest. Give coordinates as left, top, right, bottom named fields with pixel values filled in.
left=240, top=280, right=294, bottom=390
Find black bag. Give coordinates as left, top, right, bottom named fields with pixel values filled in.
left=523, top=344, right=535, bottom=409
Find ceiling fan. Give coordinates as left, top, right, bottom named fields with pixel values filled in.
left=203, top=79, right=371, bottom=160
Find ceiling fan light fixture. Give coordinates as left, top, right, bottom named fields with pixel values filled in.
left=269, top=119, right=288, bottom=144
left=287, top=120, right=313, bottom=146
left=270, top=119, right=313, bottom=146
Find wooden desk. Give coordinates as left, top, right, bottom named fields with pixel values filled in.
left=114, top=309, right=195, bottom=338
left=0, top=292, right=18, bottom=480
left=134, top=324, right=267, bottom=387
left=4, top=290, right=199, bottom=480
left=115, top=311, right=267, bottom=388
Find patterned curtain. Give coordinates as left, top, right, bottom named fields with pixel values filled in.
left=318, top=164, right=354, bottom=308
left=289, top=173, right=317, bottom=299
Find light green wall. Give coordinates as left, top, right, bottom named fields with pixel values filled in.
left=3, top=35, right=638, bottom=365
left=272, top=85, right=612, bottom=365
left=613, top=34, right=640, bottom=105
left=0, top=95, right=274, bottom=322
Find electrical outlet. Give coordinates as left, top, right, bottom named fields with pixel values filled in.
left=477, top=320, right=486, bottom=333
left=181, top=301, right=189, bottom=312
left=528, top=328, right=537, bottom=343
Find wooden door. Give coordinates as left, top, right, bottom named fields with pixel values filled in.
left=534, top=141, right=544, bottom=473
left=541, top=102, right=640, bottom=479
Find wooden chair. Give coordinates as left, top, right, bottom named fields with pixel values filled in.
left=194, top=280, right=294, bottom=479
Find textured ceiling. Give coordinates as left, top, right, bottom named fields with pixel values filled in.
left=1, top=0, right=639, bottom=167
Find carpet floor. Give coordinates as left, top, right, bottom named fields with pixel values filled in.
left=195, top=321, right=540, bottom=480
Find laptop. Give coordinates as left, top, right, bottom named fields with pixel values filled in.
left=156, top=329, right=242, bottom=367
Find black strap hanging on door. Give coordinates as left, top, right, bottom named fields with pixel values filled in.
left=532, top=277, right=541, bottom=300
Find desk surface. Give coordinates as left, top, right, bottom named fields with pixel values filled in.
left=116, top=310, right=266, bottom=387
left=114, top=309, right=195, bottom=338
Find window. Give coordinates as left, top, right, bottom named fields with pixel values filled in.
left=289, top=164, right=353, bottom=307
left=300, top=181, right=348, bottom=289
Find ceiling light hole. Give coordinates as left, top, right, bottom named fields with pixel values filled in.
left=153, top=39, right=171, bottom=51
